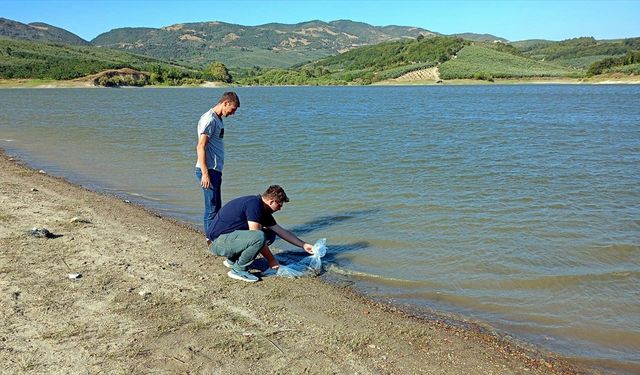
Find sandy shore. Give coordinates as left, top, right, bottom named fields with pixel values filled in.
left=0, top=79, right=225, bottom=89
left=1, top=75, right=638, bottom=89
left=0, top=150, right=593, bottom=374
left=375, top=76, right=640, bottom=86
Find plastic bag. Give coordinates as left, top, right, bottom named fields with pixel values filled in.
left=276, top=238, right=327, bottom=278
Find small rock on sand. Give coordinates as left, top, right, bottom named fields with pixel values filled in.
left=70, top=217, right=91, bottom=224
left=138, top=291, right=151, bottom=298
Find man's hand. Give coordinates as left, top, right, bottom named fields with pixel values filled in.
left=200, top=173, right=211, bottom=189
left=303, top=243, right=314, bottom=254
left=196, top=133, right=210, bottom=187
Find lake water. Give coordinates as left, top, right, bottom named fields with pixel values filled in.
left=1, top=85, right=638, bottom=373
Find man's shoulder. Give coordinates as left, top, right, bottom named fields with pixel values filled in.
left=199, top=109, right=212, bottom=119
left=242, top=195, right=261, bottom=205
left=198, top=109, right=220, bottom=126
left=227, top=195, right=260, bottom=208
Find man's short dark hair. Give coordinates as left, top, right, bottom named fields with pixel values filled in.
left=262, top=185, right=289, bottom=203
left=218, top=91, right=240, bottom=107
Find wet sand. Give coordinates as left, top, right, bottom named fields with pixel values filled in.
left=0, top=150, right=593, bottom=374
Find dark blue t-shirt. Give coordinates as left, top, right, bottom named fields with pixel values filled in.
left=207, top=195, right=276, bottom=240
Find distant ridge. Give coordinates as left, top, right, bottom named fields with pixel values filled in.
left=1, top=16, right=638, bottom=84
left=451, top=33, right=507, bottom=42
left=91, top=19, right=437, bottom=68
left=0, top=18, right=88, bottom=45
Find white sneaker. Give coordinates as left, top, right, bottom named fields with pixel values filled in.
left=223, top=259, right=234, bottom=268
left=227, top=269, right=259, bottom=282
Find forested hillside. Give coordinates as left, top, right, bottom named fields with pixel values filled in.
left=90, top=20, right=436, bottom=68
left=0, top=18, right=88, bottom=46
left=238, top=36, right=466, bottom=85
left=0, top=38, right=200, bottom=83
left=587, top=50, right=640, bottom=75
left=439, top=44, right=580, bottom=80
left=1, top=16, right=638, bottom=86
left=512, top=36, right=640, bottom=68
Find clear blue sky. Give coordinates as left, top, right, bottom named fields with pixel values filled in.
left=2, top=0, right=639, bottom=42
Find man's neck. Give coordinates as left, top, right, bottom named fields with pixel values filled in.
left=212, top=103, right=223, bottom=119
left=260, top=197, right=274, bottom=213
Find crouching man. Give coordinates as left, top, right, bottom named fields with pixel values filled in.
left=207, top=185, right=314, bottom=282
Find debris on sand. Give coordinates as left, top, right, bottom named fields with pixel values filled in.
left=30, top=227, right=61, bottom=238
left=70, top=217, right=92, bottom=224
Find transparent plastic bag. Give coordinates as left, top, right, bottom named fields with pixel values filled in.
left=276, top=238, right=327, bottom=278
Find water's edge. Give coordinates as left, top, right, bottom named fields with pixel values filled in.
left=0, top=147, right=598, bottom=374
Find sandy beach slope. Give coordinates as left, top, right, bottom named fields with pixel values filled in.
left=0, top=150, right=590, bottom=374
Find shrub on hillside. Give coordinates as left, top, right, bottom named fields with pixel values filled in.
left=473, top=72, right=494, bottom=81
left=587, top=50, right=640, bottom=76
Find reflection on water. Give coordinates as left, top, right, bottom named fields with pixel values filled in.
left=1, top=85, right=639, bottom=374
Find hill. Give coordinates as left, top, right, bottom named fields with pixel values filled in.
left=238, top=36, right=466, bottom=85
left=239, top=37, right=611, bottom=85
left=1, top=16, right=638, bottom=85
left=0, top=18, right=88, bottom=45
left=311, top=36, right=463, bottom=69
left=451, top=33, right=507, bottom=42
left=586, top=50, right=640, bottom=76
left=91, top=20, right=436, bottom=69
left=0, top=37, right=199, bottom=84
left=439, top=44, right=579, bottom=80
left=512, top=36, right=640, bottom=68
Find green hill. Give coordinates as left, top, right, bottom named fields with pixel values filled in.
left=451, top=33, right=507, bottom=42
left=439, top=44, right=580, bottom=80
left=1, top=16, right=638, bottom=85
left=238, top=36, right=466, bottom=85
left=0, top=18, right=88, bottom=45
left=587, top=50, right=640, bottom=75
left=91, top=20, right=436, bottom=69
left=311, top=35, right=465, bottom=72
left=512, top=36, right=640, bottom=68
left=0, top=37, right=199, bottom=82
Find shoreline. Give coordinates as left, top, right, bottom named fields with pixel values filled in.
left=375, top=75, right=640, bottom=86
left=1, top=75, right=639, bottom=88
left=0, top=148, right=594, bottom=374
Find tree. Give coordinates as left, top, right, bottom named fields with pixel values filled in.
left=150, top=65, right=164, bottom=83
left=207, top=61, right=232, bottom=83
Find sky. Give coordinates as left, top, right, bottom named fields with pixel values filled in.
left=2, top=0, right=639, bottom=42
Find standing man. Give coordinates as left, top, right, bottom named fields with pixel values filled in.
left=208, top=185, right=314, bottom=282
left=195, top=92, right=240, bottom=244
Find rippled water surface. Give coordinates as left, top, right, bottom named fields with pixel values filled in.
left=1, top=85, right=639, bottom=373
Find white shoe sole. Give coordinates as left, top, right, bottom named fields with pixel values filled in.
left=227, top=270, right=258, bottom=282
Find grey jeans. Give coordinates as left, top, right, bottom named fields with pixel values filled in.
left=210, top=230, right=275, bottom=271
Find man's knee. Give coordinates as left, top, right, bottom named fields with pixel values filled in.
left=250, top=230, right=267, bottom=249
